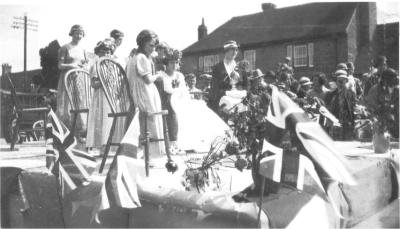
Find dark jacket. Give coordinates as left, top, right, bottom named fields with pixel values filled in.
left=325, top=88, right=356, bottom=140
left=208, top=61, right=249, bottom=112
left=325, top=88, right=356, bottom=123
left=208, top=62, right=232, bottom=112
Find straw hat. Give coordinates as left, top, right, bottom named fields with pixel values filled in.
left=335, top=69, right=348, bottom=80
left=223, top=40, right=239, bottom=50
left=249, top=69, right=265, bottom=80
left=299, top=76, right=312, bottom=86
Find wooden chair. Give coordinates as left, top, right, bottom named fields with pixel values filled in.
left=96, top=58, right=173, bottom=175
left=96, top=57, right=135, bottom=173
left=1, top=64, right=50, bottom=150
left=64, top=69, right=91, bottom=134
left=32, top=120, right=45, bottom=141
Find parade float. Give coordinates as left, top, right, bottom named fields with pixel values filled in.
left=1, top=59, right=399, bottom=228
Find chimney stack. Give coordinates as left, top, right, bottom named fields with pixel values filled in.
left=198, top=18, right=208, bottom=41
left=262, top=3, right=276, bottom=12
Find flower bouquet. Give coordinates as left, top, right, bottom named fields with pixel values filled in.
left=182, top=131, right=249, bottom=193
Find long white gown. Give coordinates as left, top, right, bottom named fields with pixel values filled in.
left=171, top=87, right=231, bottom=153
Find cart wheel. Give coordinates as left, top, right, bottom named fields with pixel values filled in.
left=4, top=104, right=20, bottom=146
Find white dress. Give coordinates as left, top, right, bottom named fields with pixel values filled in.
left=126, top=53, right=165, bottom=157
left=86, top=58, right=126, bottom=148
left=170, top=84, right=231, bottom=152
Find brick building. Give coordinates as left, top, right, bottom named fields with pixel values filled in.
left=375, top=22, right=399, bottom=70
left=182, top=2, right=382, bottom=78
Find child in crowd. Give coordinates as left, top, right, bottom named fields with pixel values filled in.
left=186, top=73, right=203, bottom=100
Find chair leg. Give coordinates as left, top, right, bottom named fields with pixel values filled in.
left=144, top=113, right=150, bottom=177
left=71, top=112, right=78, bottom=136
left=99, top=118, right=117, bottom=173
left=162, top=115, right=172, bottom=161
left=43, top=110, right=48, bottom=141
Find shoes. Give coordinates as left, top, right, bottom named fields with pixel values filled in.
left=170, top=146, right=186, bottom=155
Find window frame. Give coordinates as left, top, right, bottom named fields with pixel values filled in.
left=308, top=43, right=314, bottom=67
left=243, top=50, right=256, bottom=71
left=202, top=54, right=219, bottom=73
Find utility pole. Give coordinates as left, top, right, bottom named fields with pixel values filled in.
left=11, top=13, right=38, bottom=89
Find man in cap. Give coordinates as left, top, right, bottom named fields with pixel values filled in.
left=325, top=70, right=356, bottom=140
left=208, top=40, right=239, bottom=113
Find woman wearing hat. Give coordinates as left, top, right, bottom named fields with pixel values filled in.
left=86, top=38, right=126, bottom=152
left=56, top=24, right=88, bottom=139
left=297, top=76, right=313, bottom=99
left=126, top=29, right=165, bottom=157
left=208, top=40, right=239, bottom=113
left=325, top=70, right=356, bottom=140
left=154, top=48, right=230, bottom=153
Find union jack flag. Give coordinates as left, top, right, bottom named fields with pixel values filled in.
left=45, top=109, right=96, bottom=196
left=97, top=108, right=143, bottom=212
left=259, top=86, right=355, bottom=191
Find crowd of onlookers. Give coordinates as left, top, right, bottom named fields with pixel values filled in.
left=35, top=26, right=398, bottom=149
left=183, top=39, right=399, bottom=141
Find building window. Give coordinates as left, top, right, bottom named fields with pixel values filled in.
left=308, top=43, right=314, bottom=67
left=202, top=55, right=219, bottom=73
left=198, top=56, right=203, bottom=71
left=288, top=43, right=314, bottom=67
left=244, top=50, right=256, bottom=70
left=293, top=45, right=307, bottom=67
left=286, top=45, right=293, bottom=66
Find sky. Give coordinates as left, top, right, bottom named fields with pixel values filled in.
left=0, top=0, right=399, bottom=72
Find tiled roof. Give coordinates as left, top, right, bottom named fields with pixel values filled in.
left=183, top=2, right=357, bottom=54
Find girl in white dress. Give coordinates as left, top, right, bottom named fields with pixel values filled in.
left=86, top=39, right=126, bottom=152
left=159, top=49, right=186, bottom=154
left=56, top=24, right=88, bottom=140
left=126, top=30, right=165, bottom=157
left=159, top=50, right=231, bottom=153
